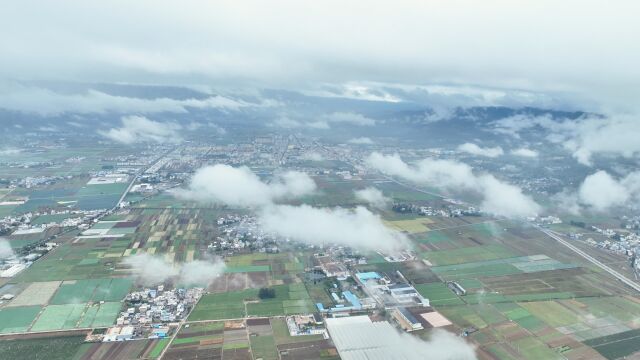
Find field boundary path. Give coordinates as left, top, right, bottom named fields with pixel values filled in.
left=539, top=227, right=640, bottom=293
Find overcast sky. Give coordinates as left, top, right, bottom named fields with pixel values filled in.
left=2, top=0, right=639, bottom=113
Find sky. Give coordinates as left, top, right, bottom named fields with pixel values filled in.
left=2, top=0, right=640, bottom=113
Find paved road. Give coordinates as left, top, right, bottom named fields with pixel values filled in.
left=539, top=227, right=640, bottom=293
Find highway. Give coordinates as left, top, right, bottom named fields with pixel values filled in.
left=539, top=227, right=640, bottom=293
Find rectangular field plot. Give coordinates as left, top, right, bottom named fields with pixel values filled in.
left=431, top=255, right=575, bottom=281
left=81, top=302, right=122, bottom=328
left=78, top=338, right=160, bottom=360
left=0, top=306, right=41, bottom=333
left=414, top=282, right=464, bottom=306
left=423, top=244, right=517, bottom=266
left=384, top=218, right=433, bottom=233
left=49, top=278, right=132, bottom=304
left=189, top=289, right=257, bottom=321
left=30, top=304, right=87, bottom=331
left=585, top=328, right=640, bottom=360
left=189, top=284, right=314, bottom=321
left=250, top=335, right=278, bottom=360
left=5, top=281, right=61, bottom=307
left=0, top=336, right=88, bottom=360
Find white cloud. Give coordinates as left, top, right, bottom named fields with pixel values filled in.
left=3, top=1, right=640, bottom=113
left=511, top=148, right=538, bottom=158
left=179, top=260, right=227, bottom=287
left=186, top=121, right=227, bottom=135
left=0, top=238, right=15, bottom=259
left=348, top=137, right=374, bottom=145
left=458, top=143, right=504, bottom=157
left=122, top=254, right=226, bottom=286
left=366, top=152, right=540, bottom=217
left=397, top=329, right=477, bottom=360
left=354, top=187, right=390, bottom=208
left=98, top=115, right=182, bottom=144
left=0, top=86, right=266, bottom=115
left=271, top=116, right=330, bottom=130
left=578, top=170, right=640, bottom=211
left=259, top=204, right=408, bottom=253
left=477, top=175, right=540, bottom=218
left=270, top=112, right=375, bottom=130
left=175, top=165, right=408, bottom=252
left=172, top=164, right=316, bottom=207
left=320, top=112, right=376, bottom=126
left=493, top=114, right=640, bottom=166
left=491, top=114, right=558, bottom=138
left=562, top=116, right=640, bottom=166
left=0, top=148, right=22, bottom=156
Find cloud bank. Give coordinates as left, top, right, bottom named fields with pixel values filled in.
left=0, top=86, right=268, bottom=115
left=354, top=187, right=390, bottom=209
left=122, top=254, right=226, bottom=286
left=2, top=1, right=639, bottom=113
left=457, top=143, right=504, bottom=158
left=348, top=137, right=374, bottom=145
left=511, top=148, right=539, bottom=158
left=0, top=238, right=15, bottom=259
left=259, top=204, right=408, bottom=253
left=174, top=164, right=408, bottom=252
left=366, top=152, right=540, bottom=218
left=493, top=114, right=640, bottom=166
left=577, top=170, right=640, bottom=212
left=172, top=164, right=316, bottom=207
left=98, top=115, right=182, bottom=144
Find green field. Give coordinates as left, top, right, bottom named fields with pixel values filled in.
left=424, top=244, right=517, bottom=266
left=250, top=335, right=278, bottom=360
left=31, top=214, right=77, bottom=225
left=0, top=306, right=41, bottom=334
left=148, top=338, right=171, bottom=359
left=49, top=278, right=133, bottom=304
left=585, top=328, right=640, bottom=359
left=30, top=304, right=87, bottom=331
left=189, top=284, right=314, bottom=321
left=414, top=282, right=464, bottom=306
left=189, top=289, right=257, bottom=321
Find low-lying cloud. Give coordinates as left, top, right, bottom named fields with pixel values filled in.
left=122, top=253, right=226, bottom=286
left=354, top=187, right=390, bottom=209
left=578, top=170, right=640, bottom=212
left=172, top=164, right=316, bottom=207
left=492, top=114, right=640, bottom=166
left=271, top=111, right=375, bottom=130
left=457, top=143, right=504, bottom=158
left=0, top=86, right=272, bottom=115
left=174, top=164, right=408, bottom=252
left=398, top=329, right=477, bottom=360
left=259, top=204, right=408, bottom=253
left=366, top=152, right=540, bottom=218
left=98, top=115, right=182, bottom=144
left=348, top=137, right=374, bottom=145
left=321, top=112, right=376, bottom=126
left=0, top=238, right=15, bottom=259
left=511, top=148, right=538, bottom=158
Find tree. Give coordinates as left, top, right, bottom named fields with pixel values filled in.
left=258, top=287, right=276, bottom=299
